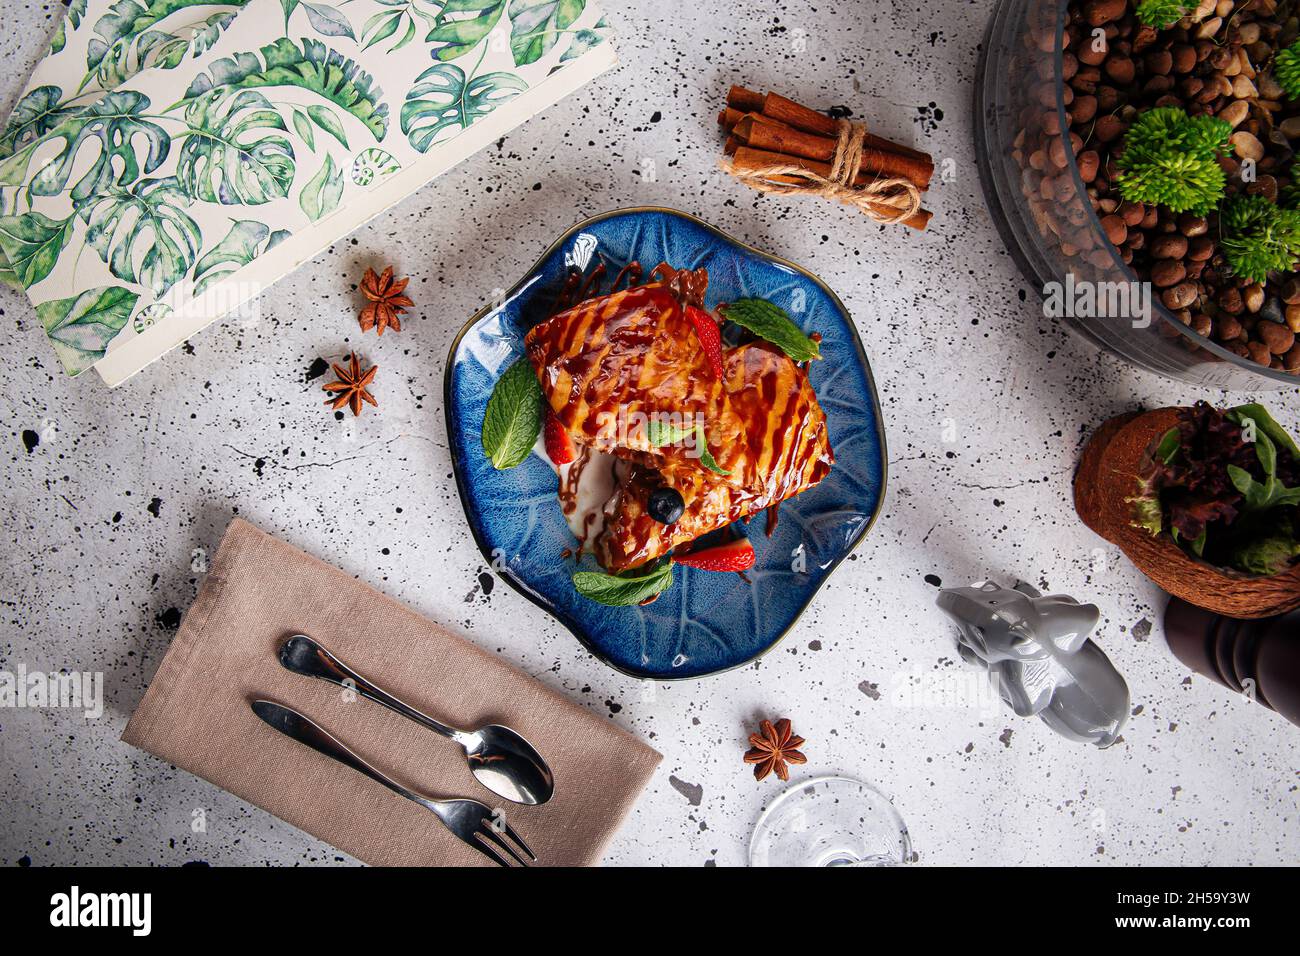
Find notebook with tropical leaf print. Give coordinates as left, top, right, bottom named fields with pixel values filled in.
left=0, top=2, right=254, bottom=289
left=0, top=0, right=615, bottom=385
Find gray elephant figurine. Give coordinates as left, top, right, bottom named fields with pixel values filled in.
left=936, top=581, right=1129, bottom=748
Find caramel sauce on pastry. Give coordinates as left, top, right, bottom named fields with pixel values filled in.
left=526, top=265, right=833, bottom=573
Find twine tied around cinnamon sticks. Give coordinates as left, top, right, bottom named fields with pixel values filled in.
left=723, top=118, right=922, bottom=226
left=718, top=86, right=934, bottom=231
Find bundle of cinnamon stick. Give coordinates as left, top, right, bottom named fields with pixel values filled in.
left=719, top=85, right=934, bottom=231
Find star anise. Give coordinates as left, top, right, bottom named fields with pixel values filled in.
left=358, top=266, right=413, bottom=335
left=744, top=718, right=807, bottom=782
left=322, top=353, right=378, bottom=417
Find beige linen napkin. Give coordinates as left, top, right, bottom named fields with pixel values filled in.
left=122, top=518, right=661, bottom=866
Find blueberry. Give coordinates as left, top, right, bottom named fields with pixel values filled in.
left=647, top=487, right=685, bottom=524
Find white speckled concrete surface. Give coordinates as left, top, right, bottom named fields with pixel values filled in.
left=1, top=0, right=1296, bottom=868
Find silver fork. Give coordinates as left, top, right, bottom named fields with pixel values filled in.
left=250, top=699, right=536, bottom=867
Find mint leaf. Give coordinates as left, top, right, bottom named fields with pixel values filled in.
left=645, top=419, right=694, bottom=447
left=645, top=419, right=730, bottom=476
left=482, top=357, right=543, bottom=470
left=720, top=298, right=821, bottom=362
left=573, top=561, right=674, bottom=607
left=695, top=426, right=730, bottom=476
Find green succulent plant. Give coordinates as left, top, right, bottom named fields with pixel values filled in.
left=1280, top=163, right=1300, bottom=209
left=1115, top=107, right=1230, bottom=214
left=1135, top=0, right=1192, bottom=29
left=1275, top=41, right=1300, bottom=100
left=1219, top=194, right=1300, bottom=283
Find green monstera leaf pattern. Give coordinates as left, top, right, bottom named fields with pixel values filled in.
left=508, top=0, right=584, bottom=66
left=424, top=0, right=591, bottom=66
left=0, top=86, right=79, bottom=165
left=425, top=0, right=507, bottom=62
left=3, top=0, right=612, bottom=374
left=0, top=213, right=73, bottom=288
left=81, top=0, right=251, bottom=92
left=37, top=286, right=138, bottom=375
left=299, top=153, right=345, bottom=221
left=0, top=88, right=78, bottom=207
left=28, top=91, right=172, bottom=202
left=290, top=104, right=350, bottom=151
left=78, top=177, right=202, bottom=295
left=188, top=10, right=242, bottom=57
left=401, top=61, right=526, bottom=152
left=557, top=15, right=605, bottom=64
left=178, top=88, right=296, bottom=204
left=50, top=0, right=90, bottom=55
left=192, top=219, right=290, bottom=293
left=181, top=37, right=389, bottom=141
left=359, top=0, right=441, bottom=53
left=279, top=0, right=355, bottom=38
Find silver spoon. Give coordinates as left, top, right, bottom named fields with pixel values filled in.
left=278, top=634, right=554, bottom=806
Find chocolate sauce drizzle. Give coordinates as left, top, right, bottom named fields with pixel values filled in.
left=611, top=260, right=644, bottom=292
left=539, top=254, right=819, bottom=569
left=551, top=257, right=647, bottom=315
left=765, top=503, right=781, bottom=537
left=650, top=262, right=709, bottom=310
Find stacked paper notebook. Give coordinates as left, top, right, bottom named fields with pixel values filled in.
left=0, top=0, right=615, bottom=385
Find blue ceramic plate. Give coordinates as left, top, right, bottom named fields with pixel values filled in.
left=445, top=208, right=886, bottom=680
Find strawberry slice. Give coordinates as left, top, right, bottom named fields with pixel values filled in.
left=673, top=536, right=756, bottom=572
left=543, top=407, right=576, bottom=465
left=685, top=305, right=725, bottom=378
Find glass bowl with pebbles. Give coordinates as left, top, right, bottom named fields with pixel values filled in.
left=977, top=0, right=1300, bottom=390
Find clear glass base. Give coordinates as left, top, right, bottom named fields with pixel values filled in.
left=748, top=775, right=911, bottom=867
